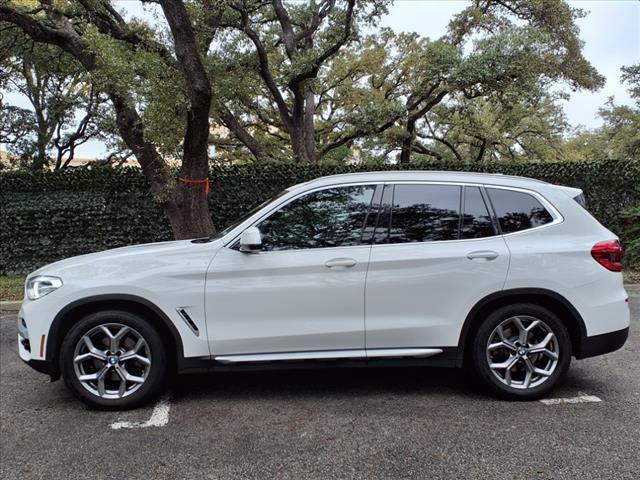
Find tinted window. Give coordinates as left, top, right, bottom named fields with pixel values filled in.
left=460, top=186, right=496, bottom=239
left=376, top=184, right=461, bottom=244
left=257, top=185, right=376, bottom=251
left=487, top=188, right=554, bottom=233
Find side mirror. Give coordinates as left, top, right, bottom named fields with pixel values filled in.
left=239, top=227, right=262, bottom=253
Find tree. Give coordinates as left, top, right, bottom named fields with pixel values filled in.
left=392, top=0, right=603, bottom=163
left=210, top=0, right=603, bottom=165
left=563, top=64, right=640, bottom=161
left=212, top=0, right=393, bottom=164
left=0, top=0, right=222, bottom=237
left=408, top=92, right=571, bottom=162
left=0, top=29, right=110, bottom=170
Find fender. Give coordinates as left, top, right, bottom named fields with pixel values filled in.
left=46, top=294, right=201, bottom=380
left=455, top=287, right=588, bottom=367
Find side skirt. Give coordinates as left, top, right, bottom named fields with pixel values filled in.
left=176, top=348, right=458, bottom=374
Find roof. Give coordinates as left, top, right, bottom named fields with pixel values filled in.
left=288, top=170, right=554, bottom=193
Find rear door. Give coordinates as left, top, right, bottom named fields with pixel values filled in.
left=364, top=183, right=510, bottom=352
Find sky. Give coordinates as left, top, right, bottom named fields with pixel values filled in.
left=2, top=0, right=640, bottom=159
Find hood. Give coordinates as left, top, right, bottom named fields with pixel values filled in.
left=32, top=239, right=222, bottom=278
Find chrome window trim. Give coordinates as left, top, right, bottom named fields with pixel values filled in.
left=221, top=179, right=563, bottom=251
left=483, top=184, right=564, bottom=237
left=223, top=181, right=384, bottom=250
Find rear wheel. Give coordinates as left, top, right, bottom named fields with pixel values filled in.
left=471, top=304, right=571, bottom=400
left=60, top=310, right=167, bottom=409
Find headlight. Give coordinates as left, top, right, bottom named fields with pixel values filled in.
left=26, top=276, right=63, bottom=300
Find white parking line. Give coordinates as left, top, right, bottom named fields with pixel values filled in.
left=110, top=395, right=171, bottom=430
left=539, top=394, right=602, bottom=405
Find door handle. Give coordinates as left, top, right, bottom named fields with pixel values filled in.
left=325, top=257, right=357, bottom=269
left=466, top=250, right=499, bottom=261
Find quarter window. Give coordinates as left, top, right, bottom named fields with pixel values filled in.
left=257, top=185, right=376, bottom=251
left=376, top=184, right=461, bottom=244
left=460, top=186, right=496, bottom=239
left=487, top=188, right=554, bottom=234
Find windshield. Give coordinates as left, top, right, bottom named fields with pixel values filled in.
left=209, top=189, right=289, bottom=241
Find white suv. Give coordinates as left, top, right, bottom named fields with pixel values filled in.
left=18, top=171, right=630, bottom=408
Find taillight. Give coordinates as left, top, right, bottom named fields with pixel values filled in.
left=591, top=240, right=624, bottom=272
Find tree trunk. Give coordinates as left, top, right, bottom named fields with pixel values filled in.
left=111, top=93, right=214, bottom=239
left=166, top=186, right=213, bottom=239
left=399, top=118, right=416, bottom=164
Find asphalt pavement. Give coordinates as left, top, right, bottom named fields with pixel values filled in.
left=1, top=287, right=638, bottom=480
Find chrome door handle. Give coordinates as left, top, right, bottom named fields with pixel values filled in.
left=467, top=250, right=499, bottom=261
left=325, top=258, right=357, bottom=269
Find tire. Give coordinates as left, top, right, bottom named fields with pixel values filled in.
left=60, top=310, right=168, bottom=409
left=471, top=303, right=572, bottom=400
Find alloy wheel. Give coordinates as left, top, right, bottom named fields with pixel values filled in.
left=72, top=323, right=152, bottom=399
left=485, top=315, right=560, bottom=390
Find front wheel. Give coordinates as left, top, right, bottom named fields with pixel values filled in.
left=60, top=310, right=168, bottom=409
left=471, top=304, right=572, bottom=400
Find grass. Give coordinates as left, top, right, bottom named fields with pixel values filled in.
left=0, top=268, right=638, bottom=302
left=625, top=269, right=640, bottom=285
left=0, top=276, right=25, bottom=302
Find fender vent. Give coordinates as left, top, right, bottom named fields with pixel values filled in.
left=177, top=308, right=200, bottom=337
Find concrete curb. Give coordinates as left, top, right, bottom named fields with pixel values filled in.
left=0, top=301, right=21, bottom=313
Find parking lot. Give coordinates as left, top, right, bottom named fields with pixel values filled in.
left=1, top=287, right=638, bottom=480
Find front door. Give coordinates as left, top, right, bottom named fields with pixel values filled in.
left=365, top=183, right=510, bottom=351
left=206, top=184, right=379, bottom=357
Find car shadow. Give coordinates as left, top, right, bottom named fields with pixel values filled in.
left=169, top=365, right=486, bottom=403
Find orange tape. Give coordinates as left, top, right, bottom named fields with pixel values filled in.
left=178, top=177, right=210, bottom=196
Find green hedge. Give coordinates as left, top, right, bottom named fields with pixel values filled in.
left=621, top=206, right=640, bottom=269
left=1, top=159, right=638, bottom=275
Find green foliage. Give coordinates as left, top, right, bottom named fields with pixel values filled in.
left=1, top=159, right=638, bottom=275
left=621, top=206, right=640, bottom=269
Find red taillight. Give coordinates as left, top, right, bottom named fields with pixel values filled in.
left=591, top=240, right=624, bottom=272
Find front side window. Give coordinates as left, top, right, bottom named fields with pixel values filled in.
left=487, top=188, right=554, bottom=234
left=257, top=185, right=376, bottom=251
left=376, top=184, right=461, bottom=244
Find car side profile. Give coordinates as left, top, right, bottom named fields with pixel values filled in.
left=18, top=171, right=630, bottom=408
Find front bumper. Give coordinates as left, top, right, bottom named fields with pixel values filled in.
left=577, top=327, right=629, bottom=359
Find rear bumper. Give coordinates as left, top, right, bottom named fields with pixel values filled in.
left=577, top=327, right=629, bottom=359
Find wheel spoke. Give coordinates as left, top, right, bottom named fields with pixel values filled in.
left=115, top=365, right=145, bottom=384
left=78, top=335, right=107, bottom=361
left=496, top=325, right=516, bottom=349
left=119, top=338, right=149, bottom=364
left=534, top=366, right=553, bottom=377
left=513, top=317, right=528, bottom=345
left=488, top=341, right=515, bottom=352
left=525, top=319, right=541, bottom=333
left=523, top=368, right=533, bottom=388
left=96, top=366, right=109, bottom=396
left=120, top=353, right=151, bottom=365
left=490, top=355, right=519, bottom=371
left=529, top=332, right=555, bottom=353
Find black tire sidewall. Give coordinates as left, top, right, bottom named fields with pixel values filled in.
left=60, top=310, right=167, bottom=410
left=471, top=303, right=572, bottom=400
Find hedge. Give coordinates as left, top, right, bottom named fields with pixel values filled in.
left=1, top=159, right=638, bottom=275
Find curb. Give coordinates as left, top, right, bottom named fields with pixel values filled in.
left=0, top=301, right=21, bottom=314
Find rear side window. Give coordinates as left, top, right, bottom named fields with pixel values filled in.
left=376, top=184, right=461, bottom=243
left=460, top=187, right=496, bottom=239
left=487, top=188, right=554, bottom=234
